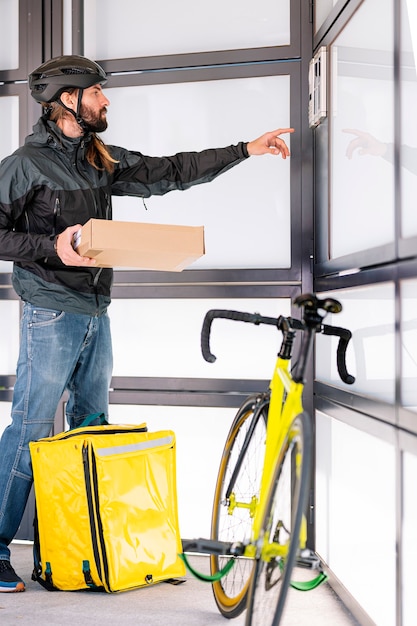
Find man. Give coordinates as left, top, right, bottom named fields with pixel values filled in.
left=0, top=55, right=293, bottom=592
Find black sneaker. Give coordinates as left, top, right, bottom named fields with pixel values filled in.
left=0, top=560, right=25, bottom=592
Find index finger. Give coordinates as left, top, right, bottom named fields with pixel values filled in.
left=272, top=128, right=295, bottom=136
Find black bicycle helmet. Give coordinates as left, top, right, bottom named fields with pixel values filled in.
left=29, top=55, right=107, bottom=103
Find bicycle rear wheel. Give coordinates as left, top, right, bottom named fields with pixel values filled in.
left=210, top=393, right=269, bottom=618
left=245, top=411, right=312, bottom=626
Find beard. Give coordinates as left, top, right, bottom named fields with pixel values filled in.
left=79, top=103, right=108, bottom=133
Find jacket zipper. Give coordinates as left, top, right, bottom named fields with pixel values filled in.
left=75, top=140, right=98, bottom=215
left=52, top=197, right=61, bottom=236
left=74, top=140, right=103, bottom=313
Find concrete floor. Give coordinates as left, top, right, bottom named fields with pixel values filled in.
left=0, top=542, right=362, bottom=626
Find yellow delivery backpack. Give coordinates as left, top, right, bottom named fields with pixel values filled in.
left=29, top=421, right=185, bottom=592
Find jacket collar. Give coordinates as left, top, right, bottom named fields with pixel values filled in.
left=27, top=116, right=93, bottom=155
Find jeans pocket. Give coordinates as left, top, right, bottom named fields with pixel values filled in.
left=29, top=306, right=65, bottom=327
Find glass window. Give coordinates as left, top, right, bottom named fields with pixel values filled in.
left=102, top=75, right=292, bottom=270
left=0, top=302, right=19, bottom=374
left=0, top=95, right=19, bottom=272
left=329, top=0, right=395, bottom=258
left=108, top=404, right=237, bottom=538
left=62, top=0, right=73, bottom=56
left=0, top=402, right=12, bottom=439
left=314, top=0, right=339, bottom=34
left=316, top=411, right=396, bottom=626
left=0, top=95, right=19, bottom=162
left=0, top=0, right=19, bottom=70
left=84, top=0, right=290, bottom=60
left=316, top=283, right=396, bottom=403
left=401, top=0, right=417, bottom=239
left=110, top=297, right=291, bottom=379
left=403, top=450, right=417, bottom=626
left=401, top=279, right=417, bottom=412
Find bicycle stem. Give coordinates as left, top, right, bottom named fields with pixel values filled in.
left=291, top=326, right=316, bottom=384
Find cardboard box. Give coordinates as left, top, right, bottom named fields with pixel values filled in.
left=74, top=219, right=205, bottom=271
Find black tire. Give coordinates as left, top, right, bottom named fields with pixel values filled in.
left=210, top=393, right=269, bottom=618
left=245, top=412, right=313, bottom=626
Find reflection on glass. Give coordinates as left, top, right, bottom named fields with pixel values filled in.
left=401, top=0, right=417, bottom=238
left=401, top=279, right=417, bottom=411
left=110, top=297, right=290, bottom=379
left=0, top=0, right=19, bottom=70
left=102, top=76, right=291, bottom=270
left=316, top=283, right=396, bottom=403
left=403, top=451, right=417, bottom=626
left=84, top=0, right=290, bottom=60
left=330, top=0, right=395, bottom=258
left=315, top=411, right=396, bottom=626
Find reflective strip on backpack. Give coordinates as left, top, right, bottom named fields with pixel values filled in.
left=95, top=435, right=174, bottom=457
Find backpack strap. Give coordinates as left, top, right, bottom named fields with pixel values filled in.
left=76, top=412, right=109, bottom=428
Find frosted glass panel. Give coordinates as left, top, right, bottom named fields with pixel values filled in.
left=0, top=0, right=19, bottom=70
left=314, top=0, right=339, bottom=34
left=62, top=0, right=73, bottom=56
left=316, top=411, right=396, bottom=626
left=0, top=96, right=19, bottom=162
left=0, top=301, right=20, bottom=374
left=316, top=283, right=396, bottom=402
left=330, top=0, right=395, bottom=258
left=107, top=404, right=236, bottom=538
left=403, top=451, right=417, bottom=626
left=84, top=0, right=290, bottom=60
left=401, top=0, right=417, bottom=238
left=0, top=403, right=12, bottom=439
left=0, top=96, right=19, bottom=272
left=401, top=279, right=417, bottom=411
left=110, top=297, right=291, bottom=378
left=102, top=76, right=291, bottom=269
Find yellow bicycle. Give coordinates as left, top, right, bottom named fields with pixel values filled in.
left=181, top=293, right=354, bottom=626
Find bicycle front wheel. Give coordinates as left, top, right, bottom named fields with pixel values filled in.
left=245, top=411, right=313, bottom=626
left=211, top=393, right=269, bottom=619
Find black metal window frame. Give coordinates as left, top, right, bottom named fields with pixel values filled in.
left=0, top=0, right=313, bottom=408
left=0, top=0, right=315, bottom=543
left=0, top=0, right=315, bottom=436
left=313, top=0, right=416, bottom=276
left=69, top=0, right=313, bottom=412
left=312, top=2, right=416, bottom=623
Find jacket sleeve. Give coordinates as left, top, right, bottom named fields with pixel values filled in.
left=0, top=154, right=56, bottom=262
left=109, top=142, right=250, bottom=197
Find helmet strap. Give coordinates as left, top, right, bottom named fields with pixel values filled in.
left=57, top=88, right=90, bottom=134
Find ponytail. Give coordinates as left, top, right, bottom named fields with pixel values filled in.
left=86, top=134, right=118, bottom=174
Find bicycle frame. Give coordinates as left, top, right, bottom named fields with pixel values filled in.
left=181, top=293, right=354, bottom=622
left=243, top=317, right=310, bottom=560
left=255, top=358, right=304, bottom=543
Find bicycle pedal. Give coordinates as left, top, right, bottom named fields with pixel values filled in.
left=296, top=549, right=322, bottom=570
left=182, top=537, right=245, bottom=556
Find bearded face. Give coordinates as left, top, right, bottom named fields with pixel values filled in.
left=79, top=101, right=108, bottom=133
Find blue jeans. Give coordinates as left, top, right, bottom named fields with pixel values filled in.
left=0, top=303, right=113, bottom=561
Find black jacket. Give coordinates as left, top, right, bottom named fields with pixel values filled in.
left=0, top=116, right=249, bottom=315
